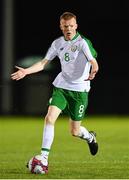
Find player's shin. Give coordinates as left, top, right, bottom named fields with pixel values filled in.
left=41, top=123, right=54, bottom=160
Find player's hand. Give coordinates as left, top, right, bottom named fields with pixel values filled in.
left=84, top=71, right=97, bottom=81
left=11, top=66, right=28, bottom=80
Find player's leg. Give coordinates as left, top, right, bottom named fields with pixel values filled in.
left=26, top=105, right=61, bottom=173
left=67, top=90, right=98, bottom=155
left=41, top=105, right=62, bottom=163
left=41, top=87, right=67, bottom=164
left=69, top=119, right=98, bottom=155
left=69, top=119, right=93, bottom=142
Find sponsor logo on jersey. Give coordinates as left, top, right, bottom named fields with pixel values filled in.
left=60, top=47, right=64, bottom=51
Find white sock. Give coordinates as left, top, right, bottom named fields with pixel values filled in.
left=41, top=150, right=49, bottom=162
left=41, top=123, right=54, bottom=159
left=78, top=126, right=93, bottom=143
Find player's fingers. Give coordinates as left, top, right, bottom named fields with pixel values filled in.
left=11, top=75, right=21, bottom=81
left=84, top=76, right=93, bottom=81
left=16, top=76, right=24, bottom=81
left=11, top=73, right=21, bottom=80
left=11, top=74, right=18, bottom=79
left=11, top=76, right=17, bottom=80
left=14, top=77, right=20, bottom=81
left=11, top=72, right=18, bottom=76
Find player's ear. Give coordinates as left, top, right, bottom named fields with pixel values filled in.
left=75, top=23, right=78, bottom=30
left=60, top=24, right=63, bottom=30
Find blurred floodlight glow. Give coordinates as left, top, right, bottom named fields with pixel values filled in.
left=17, top=56, right=52, bottom=70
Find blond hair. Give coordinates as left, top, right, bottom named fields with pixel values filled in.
left=60, top=12, right=77, bottom=21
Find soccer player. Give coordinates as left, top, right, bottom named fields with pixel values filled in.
left=11, top=12, right=99, bottom=173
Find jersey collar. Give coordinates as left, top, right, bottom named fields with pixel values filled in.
left=72, top=32, right=80, bottom=40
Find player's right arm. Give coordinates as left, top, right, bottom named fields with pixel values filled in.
left=11, top=59, right=49, bottom=81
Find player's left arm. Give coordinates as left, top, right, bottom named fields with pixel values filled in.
left=82, top=39, right=99, bottom=80
left=88, top=58, right=99, bottom=80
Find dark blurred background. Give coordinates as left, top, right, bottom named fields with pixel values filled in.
left=0, top=0, right=129, bottom=116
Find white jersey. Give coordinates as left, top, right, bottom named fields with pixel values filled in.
left=45, top=32, right=97, bottom=92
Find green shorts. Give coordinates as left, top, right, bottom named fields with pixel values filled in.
left=49, top=86, right=89, bottom=121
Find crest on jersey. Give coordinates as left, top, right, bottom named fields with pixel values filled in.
left=71, top=45, right=77, bottom=52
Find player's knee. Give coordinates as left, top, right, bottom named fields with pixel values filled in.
left=45, top=114, right=55, bottom=125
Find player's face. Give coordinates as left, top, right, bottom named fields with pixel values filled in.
left=60, top=18, right=78, bottom=40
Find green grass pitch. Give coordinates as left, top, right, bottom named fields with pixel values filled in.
left=0, top=115, right=129, bottom=179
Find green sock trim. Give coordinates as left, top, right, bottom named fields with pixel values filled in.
left=41, top=148, right=50, bottom=152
